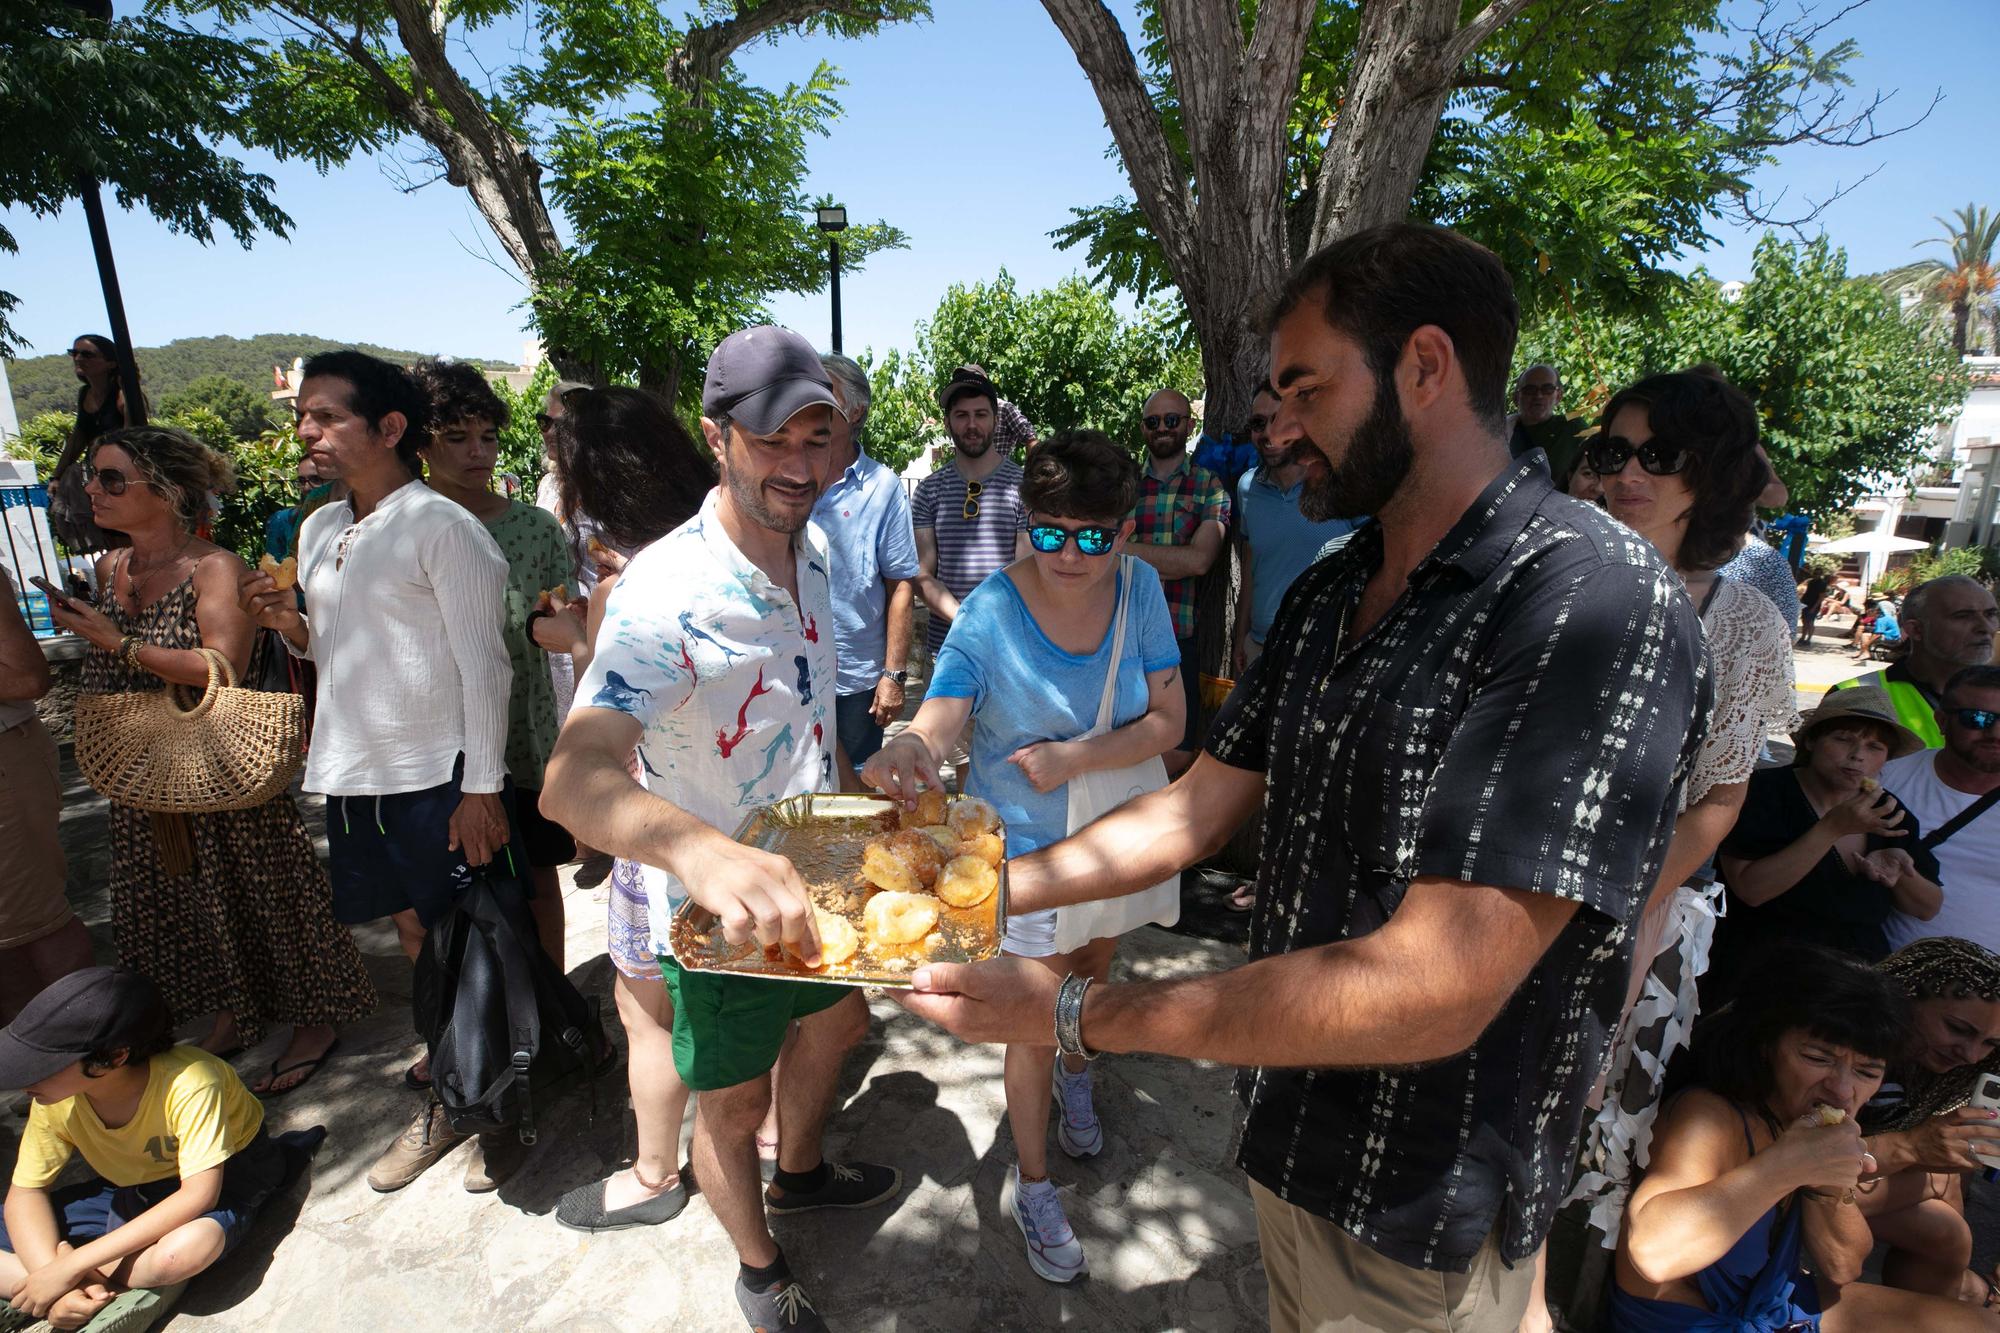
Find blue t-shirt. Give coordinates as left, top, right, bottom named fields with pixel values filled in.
left=1235, top=465, right=1359, bottom=644
left=928, top=559, right=1180, bottom=856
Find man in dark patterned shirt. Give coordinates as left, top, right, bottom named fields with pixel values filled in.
left=890, top=224, right=1711, bottom=1331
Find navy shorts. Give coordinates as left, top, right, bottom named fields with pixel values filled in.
left=326, top=757, right=527, bottom=928
left=0, top=1129, right=294, bottom=1259
left=1174, top=635, right=1201, bottom=753
left=835, top=690, right=885, bottom=766
left=513, top=787, right=577, bottom=870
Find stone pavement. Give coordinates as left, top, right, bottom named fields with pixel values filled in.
left=21, top=746, right=1269, bottom=1332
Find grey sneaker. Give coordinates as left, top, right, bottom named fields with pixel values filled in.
left=1004, top=1166, right=1087, bottom=1284
left=75, top=1280, right=188, bottom=1333
left=463, top=1130, right=526, bottom=1193
left=367, top=1100, right=466, bottom=1192
left=1051, top=1059, right=1103, bottom=1158
left=734, top=1273, right=828, bottom=1332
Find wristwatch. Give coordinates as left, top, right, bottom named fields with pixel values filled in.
left=884, top=669, right=909, bottom=686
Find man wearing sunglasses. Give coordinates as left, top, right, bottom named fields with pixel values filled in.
left=1504, top=364, right=1584, bottom=486
left=1879, top=665, right=2000, bottom=956
left=1128, top=388, right=1230, bottom=777
left=911, top=366, right=1031, bottom=657
left=1835, top=575, right=2000, bottom=749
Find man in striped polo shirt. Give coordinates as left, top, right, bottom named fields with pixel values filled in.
left=912, top=367, right=1029, bottom=655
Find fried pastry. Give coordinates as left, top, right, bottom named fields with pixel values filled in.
left=955, top=831, right=1003, bottom=868
left=258, top=553, right=298, bottom=590
left=936, top=855, right=998, bottom=909
left=860, top=829, right=944, bottom=894
left=811, top=909, right=859, bottom=966
left=863, top=890, right=940, bottom=946
left=946, top=795, right=1001, bottom=841
left=898, top=788, right=949, bottom=829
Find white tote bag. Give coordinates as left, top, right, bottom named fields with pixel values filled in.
left=1051, top=556, right=1180, bottom=953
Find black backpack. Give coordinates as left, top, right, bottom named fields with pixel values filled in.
left=413, top=870, right=611, bottom=1144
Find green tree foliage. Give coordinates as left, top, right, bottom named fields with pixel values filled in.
left=1515, top=236, right=1967, bottom=515
left=8, top=333, right=510, bottom=423
left=158, top=373, right=279, bottom=441
left=1057, top=0, right=1921, bottom=323
left=0, top=4, right=368, bottom=356
left=863, top=272, right=1201, bottom=473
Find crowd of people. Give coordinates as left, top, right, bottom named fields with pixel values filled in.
left=1, top=220, right=1999, bottom=1333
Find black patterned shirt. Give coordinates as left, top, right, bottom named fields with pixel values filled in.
left=1207, top=457, right=1711, bottom=1273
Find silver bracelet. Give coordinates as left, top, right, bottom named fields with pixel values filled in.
left=1053, top=973, right=1098, bottom=1062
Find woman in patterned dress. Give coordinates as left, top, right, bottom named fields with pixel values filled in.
left=537, top=388, right=718, bottom=1232
left=51, top=426, right=375, bottom=1094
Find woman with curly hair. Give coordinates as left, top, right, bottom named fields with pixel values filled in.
left=1559, top=370, right=1801, bottom=1269
left=1859, top=938, right=2000, bottom=1307
left=50, top=426, right=375, bottom=1096
left=410, top=359, right=574, bottom=969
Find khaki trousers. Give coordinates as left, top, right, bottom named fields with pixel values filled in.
left=1249, top=1179, right=1534, bottom=1333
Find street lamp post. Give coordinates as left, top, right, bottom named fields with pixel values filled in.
left=816, top=206, right=848, bottom=354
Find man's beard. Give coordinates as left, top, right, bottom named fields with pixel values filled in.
left=1298, top=379, right=1413, bottom=522
left=951, top=428, right=992, bottom=459
left=724, top=465, right=816, bottom=535
left=1147, top=433, right=1186, bottom=460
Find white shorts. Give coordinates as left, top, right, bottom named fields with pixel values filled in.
left=1002, top=907, right=1059, bottom=959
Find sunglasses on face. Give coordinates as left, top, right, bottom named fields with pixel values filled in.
left=297, top=473, right=325, bottom=490
left=1949, top=707, right=2000, bottom=732
left=1586, top=435, right=1691, bottom=478
left=81, top=463, right=135, bottom=496
left=1143, top=413, right=1185, bottom=432
left=535, top=413, right=557, bottom=432
left=1027, top=523, right=1118, bottom=556
left=962, top=479, right=983, bottom=521
left=1246, top=415, right=1270, bottom=433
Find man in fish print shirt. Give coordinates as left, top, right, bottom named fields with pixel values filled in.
left=546, top=327, right=899, bottom=1333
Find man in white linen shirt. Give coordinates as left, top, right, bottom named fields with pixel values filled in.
left=1881, top=665, right=2000, bottom=955
left=546, top=326, right=899, bottom=1333
left=240, top=349, right=520, bottom=1193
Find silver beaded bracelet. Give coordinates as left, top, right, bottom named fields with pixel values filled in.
left=1053, top=973, right=1098, bottom=1061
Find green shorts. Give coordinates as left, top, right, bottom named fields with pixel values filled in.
left=658, top=956, right=852, bottom=1091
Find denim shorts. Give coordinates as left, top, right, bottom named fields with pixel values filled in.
left=0, top=1129, right=292, bottom=1259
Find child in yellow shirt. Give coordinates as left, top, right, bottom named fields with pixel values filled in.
left=0, top=968, right=324, bottom=1330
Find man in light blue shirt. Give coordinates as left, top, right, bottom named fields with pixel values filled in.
left=813, top=354, right=920, bottom=763
left=1231, top=385, right=1360, bottom=674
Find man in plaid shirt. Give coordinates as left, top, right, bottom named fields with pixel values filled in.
left=1128, top=388, right=1230, bottom=776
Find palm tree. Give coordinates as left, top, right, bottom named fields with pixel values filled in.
left=1884, top=204, right=2000, bottom=356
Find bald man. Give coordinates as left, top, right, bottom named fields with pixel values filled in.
left=1506, top=365, right=1584, bottom=484
left=1129, top=389, right=1231, bottom=777
left=1835, top=575, right=1999, bottom=748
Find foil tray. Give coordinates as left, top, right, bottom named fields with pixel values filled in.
left=667, top=793, right=1007, bottom=988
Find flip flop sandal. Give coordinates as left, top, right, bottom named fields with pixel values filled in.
left=554, top=1167, right=691, bottom=1232
left=404, top=1058, right=432, bottom=1091
left=257, top=1039, right=341, bottom=1099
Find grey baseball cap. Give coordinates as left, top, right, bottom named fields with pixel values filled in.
left=701, top=326, right=839, bottom=437
left=0, top=967, right=170, bottom=1089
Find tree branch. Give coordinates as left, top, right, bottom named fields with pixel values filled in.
left=1039, top=0, right=1198, bottom=286
left=667, top=0, right=906, bottom=94
left=1440, top=0, right=1541, bottom=77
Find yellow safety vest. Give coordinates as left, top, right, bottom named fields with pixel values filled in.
left=1830, top=669, right=1944, bottom=749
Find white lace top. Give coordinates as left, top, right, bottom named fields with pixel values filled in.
left=1684, top=576, right=1798, bottom=808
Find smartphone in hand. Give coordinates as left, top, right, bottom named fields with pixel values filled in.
left=25, top=574, right=78, bottom=612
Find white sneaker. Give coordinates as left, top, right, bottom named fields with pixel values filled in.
left=1004, top=1165, right=1087, bottom=1284
left=1051, top=1058, right=1103, bottom=1158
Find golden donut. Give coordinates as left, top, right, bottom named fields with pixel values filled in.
left=258, top=553, right=298, bottom=590
left=955, top=832, right=1003, bottom=868
left=918, top=826, right=959, bottom=855
left=811, top=909, right=859, bottom=966
left=935, top=854, right=998, bottom=908
left=860, top=830, right=943, bottom=894
left=863, top=891, right=940, bottom=946
left=947, top=796, right=1001, bottom=841
left=898, top=788, right=949, bottom=829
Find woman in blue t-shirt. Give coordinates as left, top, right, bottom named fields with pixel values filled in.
left=865, top=430, right=1183, bottom=1286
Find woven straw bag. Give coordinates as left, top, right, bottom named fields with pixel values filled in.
left=75, top=646, right=303, bottom=814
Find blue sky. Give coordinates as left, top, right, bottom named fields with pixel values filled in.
left=4, top=0, right=1995, bottom=367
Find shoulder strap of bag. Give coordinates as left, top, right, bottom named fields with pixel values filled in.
left=1919, top=786, right=2000, bottom=853
left=470, top=875, right=545, bottom=1144
left=1092, top=556, right=1134, bottom=733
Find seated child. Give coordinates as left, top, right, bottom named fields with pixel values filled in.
left=0, top=968, right=323, bottom=1331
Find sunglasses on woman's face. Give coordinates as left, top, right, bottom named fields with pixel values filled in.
left=81, top=463, right=133, bottom=496
left=1027, top=523, right=1118, bottom=556
left=1585, top=435, right=1691, bottom=478
left=1949, top=707, right=2000, bottom=732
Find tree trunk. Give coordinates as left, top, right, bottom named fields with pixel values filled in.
left=1952, top=296, right=1970, bottom=356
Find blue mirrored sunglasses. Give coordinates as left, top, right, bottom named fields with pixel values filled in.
left=1949, top=707, right=2000, bottom=732
left=1027, top=524, right=1118, bottom=556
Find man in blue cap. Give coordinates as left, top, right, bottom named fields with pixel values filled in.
left=545, top=326, right=899, bottom=1332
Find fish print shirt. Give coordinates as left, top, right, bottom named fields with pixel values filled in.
left=573, top=490, right=836, bottom=952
